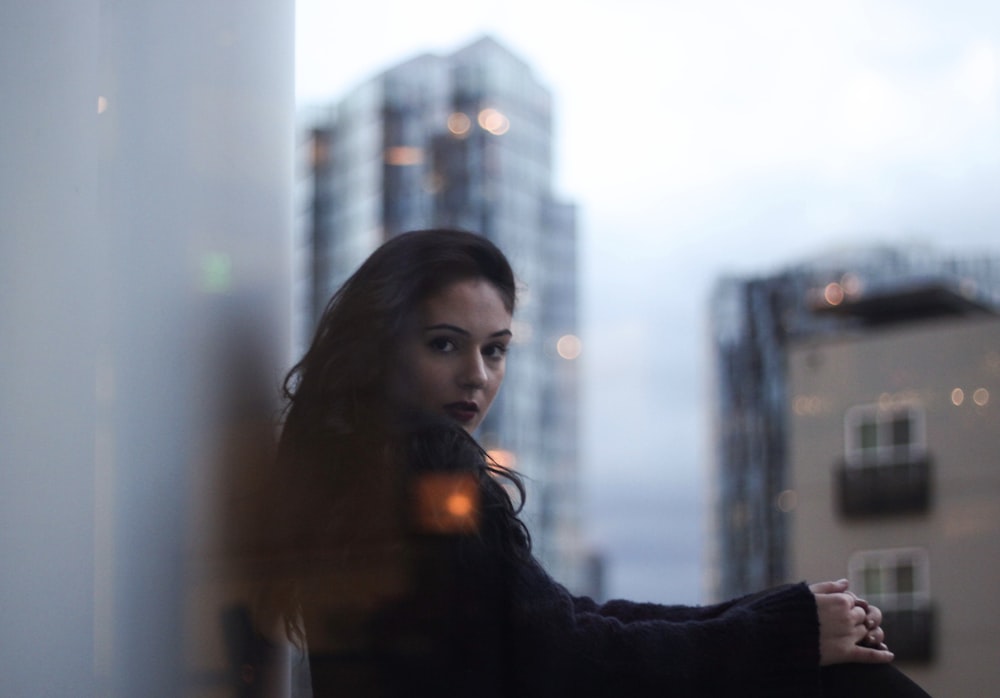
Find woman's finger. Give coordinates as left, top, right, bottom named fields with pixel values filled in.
left=858, top=617, right=888, bottom=646
left=809, top=579, right=849, bottom=594
left=849, top=605, right=868, bottom=626
left=847, top=644, right=895, bottom=664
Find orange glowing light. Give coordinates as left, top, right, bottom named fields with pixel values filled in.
left=385, top=146, right=424, bottom=166
left=951, top=388, right=965, bottom=406
left=477, top=108, right=510, bottom=135
left=447, top=112, right=471, bottom=136
left=840, top=273, right=862, bottom=295
left=487, top=448, right=517, bottom=470
left=445, top=493, right=474, bottom=517
left=413, top=472, right=479, bottom=534
left=824, top=282, right=844, bottom=306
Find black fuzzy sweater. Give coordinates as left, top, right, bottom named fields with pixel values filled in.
left=304, top=421, right=824, bottom=697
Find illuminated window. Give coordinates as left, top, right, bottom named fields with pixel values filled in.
left=384, top=146, right=424, bottom=166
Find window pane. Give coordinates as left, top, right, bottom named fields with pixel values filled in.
left=895, top=563, right=915, bottom=594
left=863, top=566, right=883, bottom=595
left=891, top=415, right=911, bottom=447
left=860, top=421, right=878, bottom=451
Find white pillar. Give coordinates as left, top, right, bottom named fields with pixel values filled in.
left=0, top=2, right=294, bottom=694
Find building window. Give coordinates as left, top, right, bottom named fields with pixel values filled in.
left=849, top=548, right=930, bottom=610
left=837, top=402, right=932, bottom=517
left=849, top=548, right=934, bottom=662
left=845, top=402, right=925, bottom=467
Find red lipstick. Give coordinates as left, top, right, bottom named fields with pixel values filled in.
left=444, top=401, right=479, bottom=424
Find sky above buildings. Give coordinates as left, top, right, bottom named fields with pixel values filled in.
left=296, top=0, right=1000, bottom=603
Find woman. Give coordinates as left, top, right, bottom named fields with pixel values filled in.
left=266, top=228, right=929, bottom=697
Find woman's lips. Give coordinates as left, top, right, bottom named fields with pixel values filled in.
left=444, top=401, right=479, bottom=423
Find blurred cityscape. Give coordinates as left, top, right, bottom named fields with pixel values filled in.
left=298, top=37, right=1000, bottom=694
left=4, top=3, right=1000, bottom=695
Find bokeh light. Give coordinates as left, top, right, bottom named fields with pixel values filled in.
left=556, top=334, right=582, bottom=360
left=447, top=112, right=471, bottom=136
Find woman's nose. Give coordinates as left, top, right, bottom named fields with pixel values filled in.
left=460, top=353, right=487, bottom=389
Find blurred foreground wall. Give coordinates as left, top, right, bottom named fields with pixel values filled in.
left=0, top=2, right=294, bottom=695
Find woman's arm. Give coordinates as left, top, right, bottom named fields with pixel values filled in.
left=570, top=585, right=777, bottom=623
left=508, top=557, right=823, bottom=698
left=571, top=592, right=742, bottom=622
left=571, top=576, right=894, bottom=666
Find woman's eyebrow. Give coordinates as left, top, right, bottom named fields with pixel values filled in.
left=423, top=323, right=470, bottom=335
left=423, top=323, right=512, bottom=338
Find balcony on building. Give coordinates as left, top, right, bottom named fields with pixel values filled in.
left=881, top=606, right=935, bottom=663
left=835, top=455, right=933, bottom=517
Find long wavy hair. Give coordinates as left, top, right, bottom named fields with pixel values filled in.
left=282, top=228, right=517, bottom=441
left=269, top=230, right=531, bottom=609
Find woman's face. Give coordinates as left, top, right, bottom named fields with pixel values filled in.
left=394, top=278, right=513, bottom=433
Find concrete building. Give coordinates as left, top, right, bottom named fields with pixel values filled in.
left=302, top=36, right=594, bottom=593
left=709, top=246, right=1000, bottom=600
left=787, top=311, right=1000, bottom=694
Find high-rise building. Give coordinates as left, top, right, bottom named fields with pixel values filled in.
left=302, top=36, right=594, bottom=593
left=708, top=245, right=1000, bottom=601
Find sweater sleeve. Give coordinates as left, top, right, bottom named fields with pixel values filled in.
left=508, top=557, right=822, bottom=698
left=571, top=591, right=744, bottom=623
left=571, top=584, right=804, bottom=623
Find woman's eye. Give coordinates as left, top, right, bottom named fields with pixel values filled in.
left=484, top=343, right=508, bottom=360
left=428, top=337, right=457, bottom=352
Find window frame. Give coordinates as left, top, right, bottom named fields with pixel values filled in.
left=848, top=547, right=931, bottom=611
left=844, top=402, right=926, bottom=468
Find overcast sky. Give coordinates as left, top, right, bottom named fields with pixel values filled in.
left=296, top=0, right=1000, bottom=603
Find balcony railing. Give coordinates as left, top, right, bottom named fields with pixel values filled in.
left=835, top=456, right=932, bottom=517
left=881, top=607, right=935, bottom=663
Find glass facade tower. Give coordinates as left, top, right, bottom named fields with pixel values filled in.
left=304, top=36, right=592, bottom=592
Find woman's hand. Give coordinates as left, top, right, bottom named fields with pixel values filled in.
left=809, top=579, right=895, bottom=666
